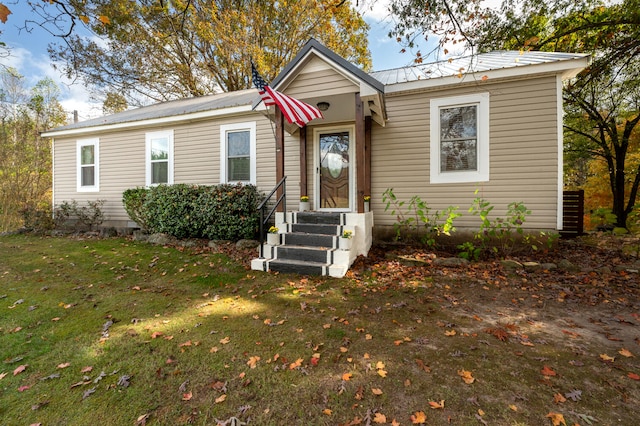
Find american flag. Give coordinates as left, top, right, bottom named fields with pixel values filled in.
left=251, top=63, right=323, bottom=127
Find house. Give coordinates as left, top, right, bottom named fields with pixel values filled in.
left=42, top=39, right=590, bottom=277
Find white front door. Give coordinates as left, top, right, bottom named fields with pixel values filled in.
left=314, top=126, right=355, bottom=211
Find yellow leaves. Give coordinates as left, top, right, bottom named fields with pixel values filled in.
left=457, top=369, right=475, bottom=384
left=599, top=353, right=615, bottom=362
left=509, top=404, right=518, bottom=412
left=444, top=329, right=457, bottom=336
left=246, top=356, right=260, bottom=369
left=219, top=336, right=230, bottom=345
left=373, top=412, right=387, bottom=423
left=619, top=348, right=634, bottom=358
left=214, top=394, right=227, bottom=403
left=428, top=400, right=444, bottom=409
left=98, top=15, right=111, bottom=25
left=546, top=412, right=566, bottom=426
left=371, top=387, right=383, bottom=395
left=410, top=410, right=427, bottom=423
left=289, top=358, right=304, bottom=370
left=342, top=372, right=353, bottom=381
left=322, top=408, right=332, bottom=416
left=376, top=361, right=388, bottom=378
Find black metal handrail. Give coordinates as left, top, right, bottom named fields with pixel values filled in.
left=258, top=176, right=287, bottom=257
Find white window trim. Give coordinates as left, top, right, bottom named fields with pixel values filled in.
left=76, top=138, right=99, bottom=192
left=220, top=122, right=256, bottom=185
left=430, top=93, right=490, bottom=184
left=145, top=130, right=174, bottom=186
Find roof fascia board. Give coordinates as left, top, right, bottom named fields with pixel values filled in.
left=383, top=56, right=590, bottom=94
left=42, top=104, right=253, bottom=138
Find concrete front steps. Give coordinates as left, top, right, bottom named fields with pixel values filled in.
left=251, top=211, right=373, bottom=278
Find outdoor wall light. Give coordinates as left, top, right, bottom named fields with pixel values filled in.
left=316, top=101, right=330, bottom=111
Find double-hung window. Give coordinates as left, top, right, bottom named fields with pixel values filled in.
left=220, top=122, right=256, bottom=184
left=146, top=130, right=174, bottom=186
left=430, top=93, right=489, bottom=183
left=77, top=138, right=99, bottom=192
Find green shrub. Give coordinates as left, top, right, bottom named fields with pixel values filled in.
left=122, top=187, right=149, bottom=230
left=124, top=183, right=260, bottom=241
left=197, top=184, right=260, bottom=241
left=142, top=184, right=206, bottom=239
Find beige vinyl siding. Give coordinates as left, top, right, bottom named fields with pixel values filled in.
left=371, top=75, right=560, bottom=230
left=285, top=67, right=358, bottom=99
left=52, top=112, right=298, bottom=227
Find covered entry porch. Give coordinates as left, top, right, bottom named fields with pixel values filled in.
left=250, top=39, right=386, bottom=277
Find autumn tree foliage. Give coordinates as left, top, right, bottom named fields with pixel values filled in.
left=12, top=0, right=370, bottom=105
left=0, top=69, right=67, bottom=232
left=387, top=0, right=640, bottom=228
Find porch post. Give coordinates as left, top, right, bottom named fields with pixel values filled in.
left=365, top=115, right=372, bottom=201
left=299, top=126, right=307, bottom=198
left=275, top=107, right=285, bottom=212
left=355, top=93, right=366, bottom=213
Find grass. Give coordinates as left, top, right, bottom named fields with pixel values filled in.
left=0, top=234, right=638, bottom=425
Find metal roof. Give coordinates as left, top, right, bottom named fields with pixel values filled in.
left=46, top=89, right=258, bottom=133
left=371, top=50, right=590, bottom=86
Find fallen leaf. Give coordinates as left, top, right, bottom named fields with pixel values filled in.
left=215, top=394, right=227, bottom=403
left=18, top=385, right=31, bottom=392
left=322, top=408, right=332, bottom=415
left=289, top=358, right=303, bottom=370
left=509, top=404, right=518, bottom=411
left=151, top=331, right=163, bottom=339
left=372, top=387, right=383, bottom=395
left=0, top=372, right=7, bottom=380
left=600, top=353, right=615, bottom=362
left=80, top=366, right=93, bottom=373
left=457, top=369, right=475, bottom=384
left=57, top=362, right=71, bottom=369
left=445, top=330, right=456, bottom=336
left=627, top=372, right=640, bottom=380
left=247, top=356, right=260, bottom=369
left=182, top=391, right=192, bottom=401
left=373, top=412, right=387, bottom=423
left=179, top=340, right=192, bottom=347
left=13, top=364, right=27, bottom=376
left=553, top=393, right=566, bottom=403
left=377, top=369, right=388, bottom=378
left=410, top=410, right=427, bottom=423
left=219, top=336, right=230, bottom=345
left=429, top=400, right=444, bottom=409
left=619, top=348, right=634, bottom=358
left=541, top=365, right=557, bottom=376
left=546, top=412, right=566, bottom=426
left=342, top=372, right=353, bottom=381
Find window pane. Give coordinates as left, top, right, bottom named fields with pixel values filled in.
left=441, top=140, right=477, bottom=171
left=227, top=131, right=250, bottom=157
left=151, top=137, right=169, bottom=160
left=81, top=166, right=95, bottom=186
left=81, top=145, right=94, bottom=165
left=228, top=157, right=250, bottom=181
left=152, top=162, right=168, bottom=184
left=440, top=106, right=477, bottom=140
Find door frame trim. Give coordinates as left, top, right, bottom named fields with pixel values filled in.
left=313, top=125, right=356, bottom=212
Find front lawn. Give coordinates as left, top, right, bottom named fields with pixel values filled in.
left=0, top=234, right=638, bottom=425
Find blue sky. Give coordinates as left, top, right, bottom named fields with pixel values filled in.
left=1, top=1, right=432, bottom=121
